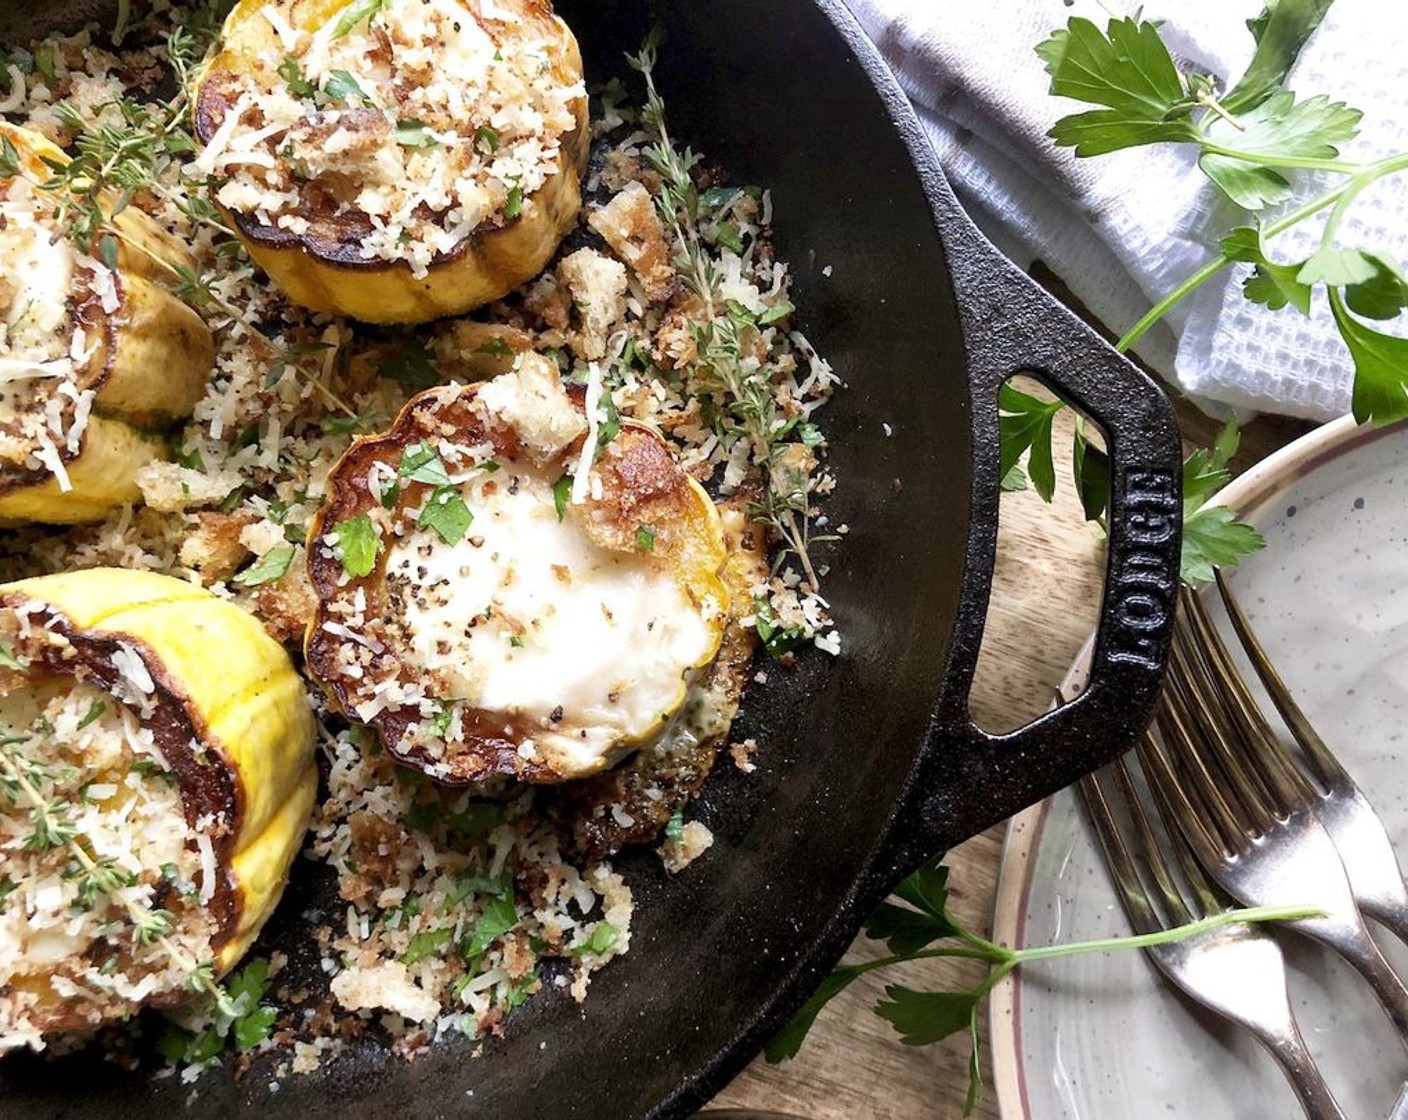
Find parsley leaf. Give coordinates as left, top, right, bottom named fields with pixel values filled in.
left=278, top=56, right=315, bottom=98
left=1297, top=246, right=1378, bottom=287
left=763, top=965, right=861, bottom=1063
left=635, top=524, right=656, bottom=551
left=322, top=69, right=371, bottom=106
left=402, top=927, right=452, bottom=966
left=379, top=339, right=441, bottom=389
left=1199, top=92, right=1361, bottom=210
left=232, top=544, right=295, bottom=588
left=459, top=896, right=518, bottom=963
left=1180, top=418, right=1266, bottom=584
left=1182, top=506, right=1267, bottom=585
left=417, top=487, right=473, bottom=544
left=395, top=119, right=439, bottom=148
left=997, top=384, right=1062, bottom=502
left=1071, top=417, right=1111, bottom=524
left=1223, top=0, right=1336, bottom=114
left=754, top=598, right=805, bottom=659
left=1221, top=226, right=1312, bottom=314
left=504, top=184, right=524, bottom=219
left=757, top=300, right=795, bottom=326
left=1037, top=17, right=1199, bottom=156
left=332, top=513, right=380, bottom=578
left=875, top=985, right=979, bottom=1047
left=474, top=125, right=500, bottom=154
left=1329, top=287, right=1408, bottom=424
left=573, top=922, right=619, bottom=958
left=865, top=901, right=956, bottom=957
left=552, top=475, right=571, bottom=522
left=1344, top=253, right=1408, bottom=321
left=399, top=442, right=452, bottom=485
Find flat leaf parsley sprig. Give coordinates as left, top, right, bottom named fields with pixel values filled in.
left=768, top=863, right=1316, bottom=1115
left=1003, top=0, right=1408, bottom=581
left=1038, top=2, right=1408, bottom=424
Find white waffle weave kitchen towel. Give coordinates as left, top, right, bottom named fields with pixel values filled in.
left=844, top=0, right=1408, bottom=421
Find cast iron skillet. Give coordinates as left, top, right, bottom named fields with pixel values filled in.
left=0, top=0, right=1183, bottom=1116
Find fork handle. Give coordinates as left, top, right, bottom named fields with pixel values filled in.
left=1365, top=898, right=1408, bottom=950
left=1260, top=1029, right=1348, bottom=1120
left=1299, top=917, right=1408, bottom=1046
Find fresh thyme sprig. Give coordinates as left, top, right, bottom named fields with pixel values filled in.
left=15, top=4, right=357, bottom=422
left=768, top=862, right=1319, bottom=1115
left=0, top=729, right=227, bottom=998
left=626, top=34, right=830, bottom=592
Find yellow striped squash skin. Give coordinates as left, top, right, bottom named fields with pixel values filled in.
left=2, top=568, right=316, bottom=973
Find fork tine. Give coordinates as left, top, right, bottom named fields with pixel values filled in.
left=1139, top=716, right=1234, bottom=868
left=1155, top=668, right=1258, bottom=849
left=1129, top=737, right=1229, bottom=918
left=1171, top=604, right=1289, bottom=825
left=1182, top=585, right=1317, bottom=807
left=1079, top=771, right=1162, bottom=936
left=1213, top=569, right=1347, bottom=790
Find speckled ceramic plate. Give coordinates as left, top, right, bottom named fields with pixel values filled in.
left=990, top=414, right=1408, bottom=1120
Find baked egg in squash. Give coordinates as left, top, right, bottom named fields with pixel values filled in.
left=0, top=125, right=214, bottom=525
left=193, top=0, right=589, bottom=324
left=306, top=353, right=731, bottom=784
left=0, top=569, right=316, bottom=1049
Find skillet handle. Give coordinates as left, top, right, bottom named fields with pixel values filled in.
left=890, top=230, right=1183, bottom=868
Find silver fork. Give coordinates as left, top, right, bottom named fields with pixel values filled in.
left=1080, top=758, right=1346, bottom=1119
left=1208, top=569, right=1408, bottom=943
left=1148, top=586, right=1408, bottom=1044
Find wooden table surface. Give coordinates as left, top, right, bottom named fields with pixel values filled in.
left=706, top=380, right=1312, bottom=1119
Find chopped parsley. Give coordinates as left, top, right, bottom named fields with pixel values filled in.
left=378, top=340, right=441, bottom=389
left=402, top=927, right=453, bottom=966
left=332, top=513, right=380, bottom=578
left=417, top=487, right=473, bottom=544
left=758, top=300, right=795, bottom=326
left=552, top=475, right=571, bottom=522
left=429, top=704, right=454, bottom=738
left=0, top=644, right=27, bottom=671
left=754, top=598, right=805, bottom=660
left=278, top=56, right=315, bottom=98
left=395, top=119, right=439, bottom=148
left=322, top=69, right=371, bottom=106
left=329, top=0, right=387, bottom=39
left=473, top=125, right=501, bottom=154
left=399, top=442, right=452, bottom=485
left=232, top=544, right=295, bottom=588
left=503, top=184, right=524, bottom=220
left=635, top=524, right=656, bottom=552
left=573, top=922, right=619, bottom=957
left=459, top=896, right=518, bottom=964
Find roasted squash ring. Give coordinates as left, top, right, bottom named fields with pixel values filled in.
left=306, top=353, right=730, bottom=784
left=0, top=125, right=214, bottom=525
left=0, top=569, right=316, bottom=1047
left=193, top=0, right=589, bottom=324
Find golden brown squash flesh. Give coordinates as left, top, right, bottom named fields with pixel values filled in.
left=193, top=0, right=589, bottom=324
left=305, top=354, right=731, bottom=785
